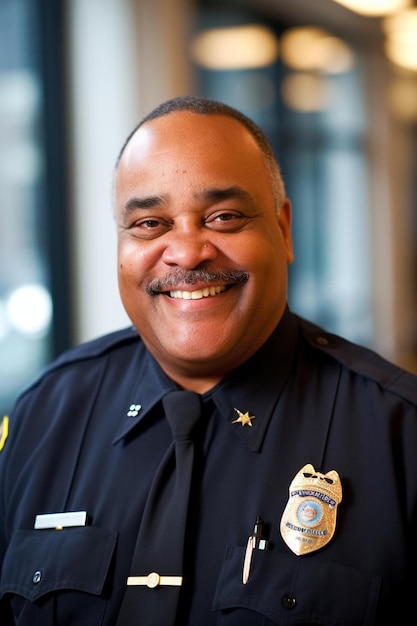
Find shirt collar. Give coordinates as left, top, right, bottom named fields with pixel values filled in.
left=113, top=306, right=300, bottom=448
left=206, top=306, right=300, bottom=452
left=112, top=350, right=178, bottom=443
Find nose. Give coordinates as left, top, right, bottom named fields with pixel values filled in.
left=161, top=232, right=218, bottom=268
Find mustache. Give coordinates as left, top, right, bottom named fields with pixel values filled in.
left=147, top=268, right=249, bottom=295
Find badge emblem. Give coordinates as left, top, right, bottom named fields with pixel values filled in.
left=280, top=463, right=342, bottom=556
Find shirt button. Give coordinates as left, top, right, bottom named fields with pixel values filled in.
left=282, top=593, right=296, bottom=609
left=316, top=336, right=329, bottom=346
left=32, top=570, right=42, bottom=584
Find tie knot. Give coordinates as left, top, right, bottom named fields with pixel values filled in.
left=162, top=390, right=202, bottom=441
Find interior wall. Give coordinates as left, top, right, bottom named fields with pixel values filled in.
left=66, top=0, right=194, bottom=344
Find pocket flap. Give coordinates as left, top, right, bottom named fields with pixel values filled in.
left=213, top=546, right=381, bottom=625
left=0, top=527, right=117, bottom=602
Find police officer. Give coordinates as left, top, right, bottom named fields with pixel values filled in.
left=0, top=96, right=417, bottom=625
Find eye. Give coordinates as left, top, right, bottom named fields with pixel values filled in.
left=128, top=217, right=171, bottom=239
left=214, top=212, right=238, bottom=221
left=138, top=219, right=161, bottom=229
left=205, top=210, right=248, bottom=231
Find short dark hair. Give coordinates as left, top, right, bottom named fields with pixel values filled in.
left=115, top=95, right=286, bottom=208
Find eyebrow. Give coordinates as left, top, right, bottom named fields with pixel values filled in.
left=122, top=195, right=165, bottom=217
left=121, top=185, right=254, bottom=217
left=196, top=185, right=253, bottom=205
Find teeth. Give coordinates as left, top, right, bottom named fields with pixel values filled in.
left=169, top=285, right=227, bottom=299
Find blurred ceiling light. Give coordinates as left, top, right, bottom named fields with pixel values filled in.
left=281, top=27, right=354, bottom=74
left=331, top=0, right=411, bottom=16
left=280, top=73, right=333, bottom=112
left=314, top=36, right=355, bottom=73
left=385, top=37, right=417, bottom=70
left=0, top=70, right=40, bottom=121
left=384, top=6, right=417, bottom=31
left=383, top=9, right=417, bottom=70
left=190, top=24, right=279, bottom=70
left=6, top=284, right=52, bottom=336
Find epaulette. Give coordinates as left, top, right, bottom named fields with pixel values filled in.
left=20, top=326, right=140, bottom=395
left=52, top=326, right=139, bottom=367
left=296, top=315, right=417, bottom=406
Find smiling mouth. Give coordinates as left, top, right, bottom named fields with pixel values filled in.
left=168, top=285, right=227, bottom=300
left=147, top=269, right=249, bottom=298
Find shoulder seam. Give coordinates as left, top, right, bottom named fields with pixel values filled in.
left=296, top=315, right=417, bottom=405
left=19, top=327, right=140, bottom=397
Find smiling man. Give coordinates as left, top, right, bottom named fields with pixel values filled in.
left=114, top=102, right=293, bottom=391
left=1, top=96, right=417, bottom=626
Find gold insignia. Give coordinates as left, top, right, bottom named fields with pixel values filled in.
left=280, top=463, right=342, bottom=556
left=232, top=408, right=255, bottom=427
left=0, top=416, right=9, bottom=452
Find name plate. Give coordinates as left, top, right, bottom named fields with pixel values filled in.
left=34, top=511, right=88, bottom=530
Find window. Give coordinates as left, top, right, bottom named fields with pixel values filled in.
left=0, top=0, right=70, bottom=415
left=192, top=3, right=372, bottom=345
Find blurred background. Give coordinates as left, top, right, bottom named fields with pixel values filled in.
left=1, top=0, right=417, bottom=416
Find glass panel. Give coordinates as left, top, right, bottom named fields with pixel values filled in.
left=0, top=0, right=54, bottom=414
left=284, top=66, right=372, bottom=345
left=192, top=4, right=372, bottom=346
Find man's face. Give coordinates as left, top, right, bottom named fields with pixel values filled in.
left=114, top=111, right=293, bottom=391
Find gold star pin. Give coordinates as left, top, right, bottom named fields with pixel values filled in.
left=232, top=408, right=256, bottom=427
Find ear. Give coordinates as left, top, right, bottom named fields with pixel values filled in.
left=277, top=198, right=294, bottom=264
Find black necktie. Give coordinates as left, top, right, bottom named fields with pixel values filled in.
left=116, top=390, right=202, bottom=626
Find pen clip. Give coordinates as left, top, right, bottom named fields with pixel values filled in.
left=242, top=516, right=268, bottom=584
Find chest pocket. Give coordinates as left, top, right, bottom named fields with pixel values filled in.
left=0, top=527, right=117, bottom=625
left=213, top=546, right=381, bottom=625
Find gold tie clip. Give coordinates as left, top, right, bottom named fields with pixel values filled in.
left=127, top=572, right=183, bottom=588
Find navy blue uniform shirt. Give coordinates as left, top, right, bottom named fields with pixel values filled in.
left=1, top=307, right=417, bottom=625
